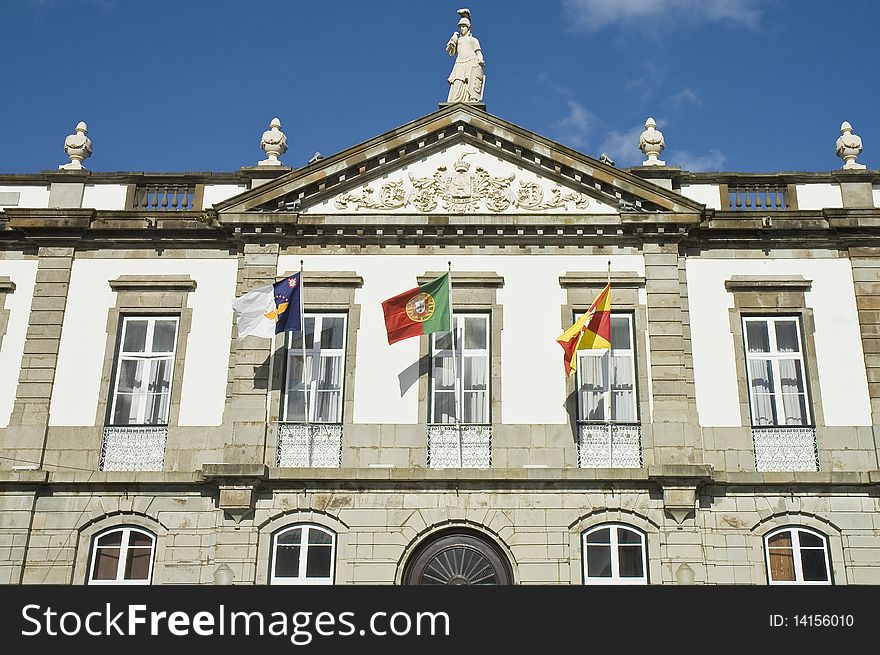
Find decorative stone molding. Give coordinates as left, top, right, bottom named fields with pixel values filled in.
left=203, top=464, right=268, bottom=524
left=559, top=272, right=646, bottom=288
left=60, top=121, right=92, bottom=171
left=648, top=464, right=713, bottom=523
left=334, top=152, right=589, bottom=213
left=417, top=271, right=504, bottom=288
left=109, top=275, right=198, bottom=292
left=0, top=277, right=15, bottom=294
left=639, top=117, right=666, bottom=167
left=836, top=121, right=865, bottom=170
left=258, top=118, right=288, bottom=167
left=724, top=275, right=812, bottom=292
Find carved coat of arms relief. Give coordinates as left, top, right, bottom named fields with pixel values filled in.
left=333, top=152, right=590, bottom=213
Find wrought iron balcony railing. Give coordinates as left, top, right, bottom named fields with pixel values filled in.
left=577, top=422, right=642, bottom=468
left=752, top=426, right=818, bottom=472
left=427, top=424, right=492, bottom=469
left=277, top=422, right=343, bottom=468
left=100, top=425, right=168, bottom=471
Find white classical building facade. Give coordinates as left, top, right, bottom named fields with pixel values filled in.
left=1, top=102, right=879, bottom=586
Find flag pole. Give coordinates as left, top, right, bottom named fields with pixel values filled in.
left=300, top=260, right=312, bottom=466
left=447, top=261, right=464, bottom=467
left=264, top=313, right=276, bottom=468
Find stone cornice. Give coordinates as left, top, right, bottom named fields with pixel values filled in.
left=417, top=271, right=504, bottom=287
left=559, top=272, right=646, bottom=288
left=724, top=275, right=812, bottom=292
left=0, top=276, right=15, bottom=293
left=109, top=275, right=198, bottom=292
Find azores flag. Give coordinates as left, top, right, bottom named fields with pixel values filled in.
left=231, top=273, right=303, bottom=339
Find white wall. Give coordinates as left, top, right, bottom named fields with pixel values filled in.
left=0, top=259, right=38, bottom=427
left=0, top=185, right=49, bottom=209
left=50, top=259, right=237, bottom=426
left=679, top=184, right=721, bottom=209
left=795, top=183, right=842, bottom=209
left=82, top=184, right=128, bottom=210
left=687, top=258, right=871, bottom=427
left=306, top=142, right=618, bottom=214
left=202, top=184, right=248, bottom=208
left=873, top=185, right=879, bottom=208
left=278, top=254, right=646, bottom=425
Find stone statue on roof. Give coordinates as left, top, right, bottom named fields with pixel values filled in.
left=445, top=8, right=485, bottom=103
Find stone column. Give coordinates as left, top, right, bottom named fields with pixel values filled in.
left=7, top=247, right=75, bottom=468
left=643, top=243, right=701, bottom=464
left=222, top=243, right=279, bottom=465
left=848, top=248, right=880, bottom=468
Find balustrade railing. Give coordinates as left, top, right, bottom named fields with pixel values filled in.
left=132, top=183, right=197, bottom=211
left=577, top=423, right=642, bottom=468
left=752, top=427, right=818, bottom=472
left=726, top=184, right=790, bottom=211
left=277, top=423, right=343, bottom=468
left=100, top=426, right=167, bottom=471
left=427, top=424, right=492, bottom=469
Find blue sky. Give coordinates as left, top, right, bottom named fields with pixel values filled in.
left=2, top=0, right=878, bottom=173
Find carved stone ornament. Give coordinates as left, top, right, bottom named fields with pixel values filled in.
left=639, top=117, right=665, bottom=167
left=836, top=121, right=865, bottom=170
left=259, top=117, right=288, bottom=166
left=60, top=121, right=92, bottom=171
left=334, top=152, right=590, bottom=212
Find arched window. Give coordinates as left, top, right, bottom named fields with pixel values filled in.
left=88, top=526, right=155, bottom=585
left=765, top=526, right=831, bottom=584
left=582, top=524, right=647, bottom=585
left=271, top=524, right=336, bottom=585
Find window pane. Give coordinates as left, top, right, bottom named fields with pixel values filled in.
left=586, top=545, right=612, bottom=577
left=610, top=317, right=631, bottom=350
left=434, top=331, right=453, bottom=352
left=617, top=528, right=641, bottom=544
left=124, top=548, right=152, bottom=580
left=768, top=548, right=796, bottom=581
left=586, top=528, right=610, bottom=544
left=122, top=320, right=148, bottom=352
left=277, top=528, right=302, bottom=545
left=275, top=545, right=301, bottom=577
left=93, top=548, right=121, bottom=580
left=578, top=354, right=606, bottom=421
left=800, top=549, right=829, bottom=582
left=111, top=394, right=137, bottom=425
left=308, top=529, right=332, bottom=545
left=617, top=545, right=644, bottom=578
left=463, top=390, right=487, bottom=424
left=151, top=320, right=177, bottom=353
left=432, top=355, right=455, bottom=390
left=306, top=546, right=333, bottom=578
left=148, top=359, right=172, bottom=393
left=117, top=359, right=142, bottom=394
left=610, top=354, right=636, bottom=422
left=745, top=321, right=770, bottom=353
left=798, top=531, right=823, bottom=548
left=128, top=531, right=153, bottom=547
left=97, top=531, right=123, bottom=547
left=775, top=321, right=800, bottom=353
left=749, top=359, right=776, bottom=425
left=463, top=356, right=488, bottom=391
left=144, top=392, right=170, bottom=425
left=778, top=359, right=805, bottom=394
left=432, top=391, right=455, bottom=424
left=464, top=317, right=487, bottom=350
left=313, top=391, right=340, bottom=423
left=768, top=531, right=792, bottom=548
left=320, top=317, right=344, bottom=350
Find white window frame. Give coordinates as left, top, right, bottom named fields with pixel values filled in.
left=429, top=313, right=490, bottom=425
left=765, top=526, right=832, bottom=585
left=109, top=316, right=179, bottom=426
left=87, top=526, right=156, bottom=585
left=742, top=316, right=811, bottom=427
left=270, top=524, right=336, bottom=585
left=575, top=312, right=638, bottom=423
left=582, top=523, right=648, bottom=585
left=283, top=313, right=347, bottom=423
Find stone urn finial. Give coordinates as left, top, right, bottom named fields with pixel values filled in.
left=639, top=117, right=666, bottom=166
left=258, top=117, right=288, bottom=166
left=60, top=121, right=92, bottom=171
left=836, top=121, right=865, bottom=170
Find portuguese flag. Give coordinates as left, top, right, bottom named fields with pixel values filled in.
left=382, top=273, right=452, bottom=344
left=556, top=282, right=611, bottom=376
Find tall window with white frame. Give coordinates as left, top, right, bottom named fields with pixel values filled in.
left=764, top=526, right=832, bottom=585
left=270, top=524, right=336, bottom=585
left=278, top=313, right=347, bottom=467
left=742, top=316, right=817, bottom=472
left=576, top=313, right=641, bottom=468
left=428, top=314, right=491, bottom=468
left=101, top=316, right=178, bottom=471
left=88, top=526, right=156, bottom=585
left=582, top=524, right=647, bottom=585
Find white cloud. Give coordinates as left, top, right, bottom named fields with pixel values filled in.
left=670, top=148, right=727, bottom=171
left=665, top=88, right=702, bottom=109
left=598, top=123, right=646, bottom=167
left=563, top=0, right=761, bottom=32
left=551, top=99, right=598, bottom=149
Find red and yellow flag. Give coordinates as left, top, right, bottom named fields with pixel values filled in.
left=556, top=282, right=611, bottom=376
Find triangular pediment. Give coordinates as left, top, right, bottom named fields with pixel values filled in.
left=215, top=104, right=704, bottom=218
